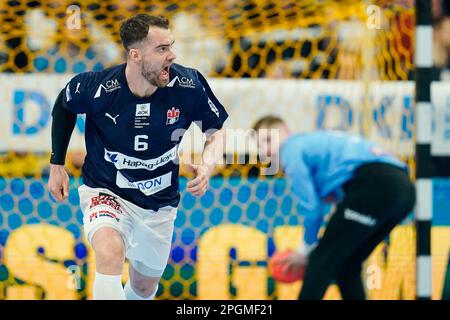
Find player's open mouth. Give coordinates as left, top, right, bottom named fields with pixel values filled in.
left=160, top=65, right=170, bottom=79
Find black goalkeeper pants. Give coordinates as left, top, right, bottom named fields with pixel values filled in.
left=298, top=163, right=416, bottom=300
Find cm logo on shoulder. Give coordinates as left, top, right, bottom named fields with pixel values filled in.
left=94, top=79, right=121, bottom=98
left=167, top=76, right=196, bottom=89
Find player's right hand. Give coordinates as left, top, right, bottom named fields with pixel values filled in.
left=280, top=250, right=308, bottom=275
left=48, top=164, right=70, bottom=202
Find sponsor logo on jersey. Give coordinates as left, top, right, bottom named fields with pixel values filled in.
left=66, top=83, right=72, bottom=102
left=89, top=195, right=122, bottom=213
left=136, top=103, right=150, bottom=117
left=106, top=152, right=118, bottom=163
left=66, top=82, right=81, bottom=102
left=105, top=113, right=119, bottom=124
left=166, top=107, right=180, bottom=125
left=104, top=146, right=177, bottom=171
left=116, top=171, right=172, bottom=196
left=207, top=97, right=220, bottom=117
left=167, top=76, right=196, bottom=89
left=94, top=78, right=121, bottom=98
left=89, top=210, right=120, bottom=223
left=344, top=208, right=377, bottom=227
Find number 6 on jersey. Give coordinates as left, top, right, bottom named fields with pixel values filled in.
left=134, top=135, right=148, bottom=151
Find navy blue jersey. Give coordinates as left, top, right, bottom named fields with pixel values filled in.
left=63, top=63, right=228, bottom=211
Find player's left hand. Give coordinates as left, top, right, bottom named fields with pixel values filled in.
left=281, top=250, right=308, bottom=275
left=187, top=164, right=211, bottom=197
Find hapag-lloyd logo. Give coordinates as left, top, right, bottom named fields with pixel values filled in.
left=94, top=79, right=121, bottom=98
left=104, top=146, right=178, bottom=171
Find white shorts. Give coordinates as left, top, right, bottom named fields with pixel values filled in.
left=78, top=184, right=177, bottom=278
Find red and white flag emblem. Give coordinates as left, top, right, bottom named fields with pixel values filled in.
left=166, top=107, right=180, bottom=125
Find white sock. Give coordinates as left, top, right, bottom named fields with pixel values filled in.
left=124, top=281, right=158, bottom=300
left=93, top=272, right=125, bottom=300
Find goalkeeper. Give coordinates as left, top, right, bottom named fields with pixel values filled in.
left=253, top=116, right=415, bottom=300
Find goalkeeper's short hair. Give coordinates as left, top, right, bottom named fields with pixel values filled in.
left=253, top=115, right=285, bottom=131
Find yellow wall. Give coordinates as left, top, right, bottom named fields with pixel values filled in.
left=197, top=224, right=450, bottom=300
left=1, top=223, right=449, bottom=300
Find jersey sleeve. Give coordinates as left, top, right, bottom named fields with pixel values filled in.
left=190, top=70, right=228, bottom=133
left=63, top=72, right=94, bottom=114
left=283, top=149, right=323, bottom=248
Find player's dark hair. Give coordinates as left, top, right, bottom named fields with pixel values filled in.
left=253, top=115, right=285, bottom=131
left=120, top=14, right=169, bottom=51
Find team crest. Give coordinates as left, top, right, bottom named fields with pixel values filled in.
left=166, top=107, right=180, bottom=125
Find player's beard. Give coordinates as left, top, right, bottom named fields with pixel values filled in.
left=141, top=60, right=169, bottom=88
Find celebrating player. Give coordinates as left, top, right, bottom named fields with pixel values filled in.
left=48, top=14, right=228, bottom=300
left=254, top=116, right=415, bottom=300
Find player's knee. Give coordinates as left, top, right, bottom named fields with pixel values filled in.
left=131, top=276, right=159, bottom=297
left=92, top=228, right=125, bottom=265
left=129, top=265, right=159, bottom=297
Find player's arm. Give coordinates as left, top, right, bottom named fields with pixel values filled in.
left=284, top=157, right=323, bottom=256
left=187, top=70, right=228, bottom=197
left=48, top=73, right=92, bottom=201
left=280, top=158, right=323, bottom=272
left=301, top=212, right=323, bottom=255
left=48, top=89, right=77, bottom=201
left=187, top=128, right=225, bottom=196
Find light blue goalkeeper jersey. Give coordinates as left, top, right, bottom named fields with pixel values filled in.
left=280, top=131, right=407, bottom=248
